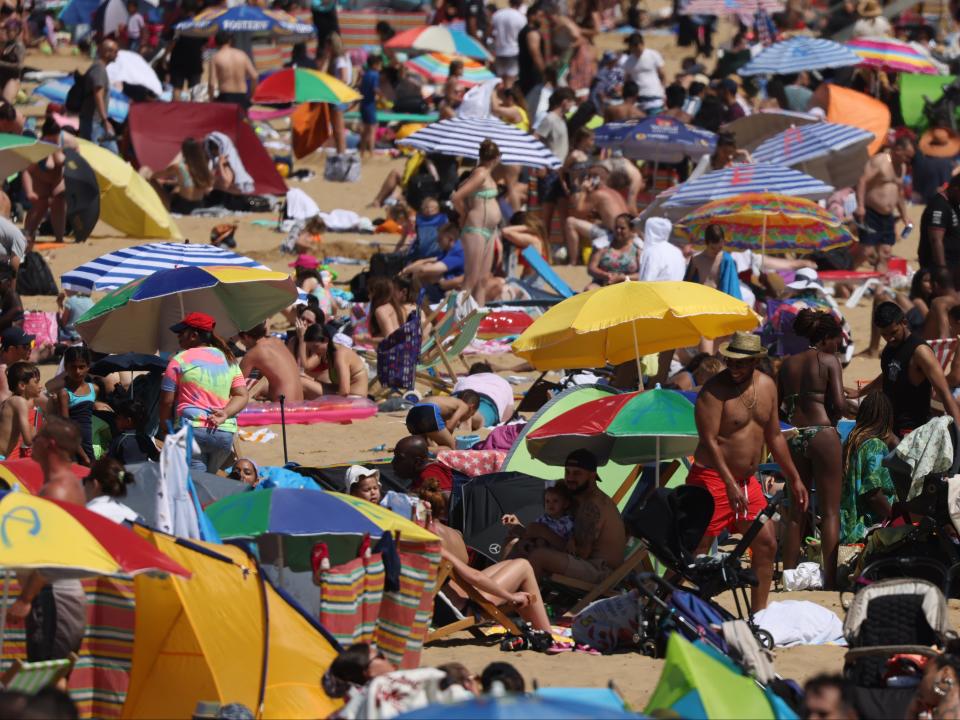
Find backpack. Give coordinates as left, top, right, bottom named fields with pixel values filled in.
left=16, top=251, right=58, bottom=296
left=65, top=70, right=84, bottom=114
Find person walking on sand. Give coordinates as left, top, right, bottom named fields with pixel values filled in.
left=855, top=136, right=914, bottom=272
left=208, top=31, right=257, bottom=111
left=78, top=39, right=118, bottom=153
left=689, top=332, right=808, bottom=611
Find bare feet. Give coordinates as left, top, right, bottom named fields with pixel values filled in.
left=857, top=347, right=881, bottom=359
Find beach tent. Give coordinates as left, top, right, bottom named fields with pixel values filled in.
left=122, top=528, right=341, bottom=719
left=900, top=73, right=956, bottom=130
left=128, top=102, right=287, bottom=196
left=810, top=84, right=890, bottom=157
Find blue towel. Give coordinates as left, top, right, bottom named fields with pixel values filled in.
left=717, top=252, right=743, bottom=300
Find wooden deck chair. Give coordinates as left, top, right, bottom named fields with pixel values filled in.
left=417, top=312, right=484, bottom=390
left=929, top=337, right=957, bottom=370
left=427, top=559, right=522, bottom=643
left=1, top=653, right=77, bottom=693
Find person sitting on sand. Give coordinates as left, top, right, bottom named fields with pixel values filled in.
left=228, top=458, right=259, bottom=487
left=144, top=137, right=214, bottom=215
left=563, top=165, right=630, bottom=266
left=345, top=464, right=381, bottom=504
left=84, top=457, right=139, bottom=524
left=281, top=215, right=325, bottom=256
left=297, top=323, right=369, bottom=398
left=106, top=399, right=158, bottom=465
left=515, top=449, right=627, bottom=587
left=0, top=361, right=43, bottom=459
left=238, top=322, right=304, bottom=402
left=0, top=327, right=34, bottom=403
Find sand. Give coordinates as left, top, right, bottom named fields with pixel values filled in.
left=17, top=20, right=936, bottom=708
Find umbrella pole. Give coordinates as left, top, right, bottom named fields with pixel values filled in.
left=178, top=292, right=184, bottom=319
left=761, top=213, right=767, bottom=257
left=632, top=320, right=642, bottom=390
left=655, top=436, right=660, bottom=487
left=0, top=570, right=7, bottom=660
left=279, top=394, right=289, bottom=465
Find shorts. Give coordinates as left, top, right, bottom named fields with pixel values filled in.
left=590, top=225, right=614, bottom=249
left=537, top=170, right=565, bottom=204
left=27, top=580, right=87, bottom=662
left=216, top=91, right=250, bottom=110
left=860, top=206, right=896, bottom=247
left=406, top=402, right=443, bottom=434
left=563, top=554, right=611, bottom=584
left=686, top=463, right=766, bottom=536
left=495, top=55, right=519, bottom=78
left=170, top=71, right=202, bottom=90
left=360, top=102, right=377, bottom=125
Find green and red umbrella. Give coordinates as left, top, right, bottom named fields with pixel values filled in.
left=252, top=68, right=361, bottom=105
left=525, top=388, right=699, bottom=471
left=0, top=132, right=59, bottom=179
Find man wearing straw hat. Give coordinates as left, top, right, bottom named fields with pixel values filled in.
left=689, top=332, right=808, bottom=610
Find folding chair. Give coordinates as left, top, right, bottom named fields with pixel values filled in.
left=929, top=337, right=957, bottom=371
left=368, top=311, right=422, bottom=397
left=417, top=312, right=484, bottom=390
left=427, top=559, right=522, bottom=643
left=0, top=653, right=77, bottom=693
left=520, top=246, right=575, bottom=299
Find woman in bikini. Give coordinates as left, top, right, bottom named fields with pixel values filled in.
left=451, top=139, right=502, bottom=307
left=147, top=138, right=213, bottom=214
left=298, top=323, right=369, bottom=398
left=777, top=309, right=846, bottom=590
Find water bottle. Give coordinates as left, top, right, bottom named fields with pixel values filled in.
left=901, top=222, right=914, bottom=241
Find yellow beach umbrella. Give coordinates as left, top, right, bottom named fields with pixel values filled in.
left=512, top=281, right=761, bottom=372
left=76, top=139, right=182, bottom=240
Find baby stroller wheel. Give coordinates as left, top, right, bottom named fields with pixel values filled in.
left=640, top=639, right=658, bottom=657
left=755, top=628, right=775, bottom=650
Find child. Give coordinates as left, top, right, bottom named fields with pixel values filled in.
left=57, top=287, right=94, bottom=344
left=0, top=361, right=43, bottom=459
left=501, top=485, right=575, bottom=558
left=107, top=398, right=159, bottom=464
left=405, top=391, right=482, bottom=449
left=281, top=215, right=325, bottom=255
left=359, top=54, right=382, bottom=158
left=56, top=346, right=94, bottom=465
left=125, top=0, right=144, bottom=51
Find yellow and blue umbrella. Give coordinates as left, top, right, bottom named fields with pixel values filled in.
left=76, top=265, right=297, bottom=354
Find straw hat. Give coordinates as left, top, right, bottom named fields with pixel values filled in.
left=919, top=127, right=960, bottom=159
left=857, top=0, right=882, bottom=17
left=718, top=332, right=767, bottom=359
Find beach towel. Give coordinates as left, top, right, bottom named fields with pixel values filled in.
left=436, top=449, right=507, bottom=477
left=292, top=102, right=331, bottom=160
left=753, top=600, right=845, bottom=647
left=572, top=590, right=642, bottom=653
left=285, top=188, right=320, bottom=220
left=22, top=311, right=57, bottom=348
left=206, top=132, right=255, bottom=194
left=895, top=416, right=955, bottom=499
left=717, top=251, right=743, bottom=300
left=320, top=551, right=375, bottom=647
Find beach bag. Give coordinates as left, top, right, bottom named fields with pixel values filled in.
left=17, top=252, right=58, bottom=296
left=324, top=153, right=361, bottom=183
left=22, top=311, right=57, bottom=348
left=572, top=590, right=644, bottom=653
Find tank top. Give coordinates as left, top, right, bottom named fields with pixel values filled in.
left=67, top=383, right=96, bottom=460
left=517, top=25, right=544, bottom=95
left=880, top=332, right=932, bottom=435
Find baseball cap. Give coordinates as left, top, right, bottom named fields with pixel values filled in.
left=1, top=327, right=34, bottom=348
left=344, top=465, right=380, bottom=492
left=289, top=254, right=320, bottom=270
left=170, top=311, right=216, bottom=334
left=565, top=448, right=598, bottom=472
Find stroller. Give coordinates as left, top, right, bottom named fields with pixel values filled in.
left=622, top=484, right=783, bottom=649
left=843, top=578, right=950, bottom=720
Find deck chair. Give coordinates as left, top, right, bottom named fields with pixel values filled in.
left=427, top=559, right=522, bottom=643
left=0, top=653, right=77, bottom=693
left=929, top=337, right=957, bottom=370
left=369, top=310, right=422, bottom=396
left=417, top=311, right=484, bottom=390
left=520, top=246, right=575, bottom=298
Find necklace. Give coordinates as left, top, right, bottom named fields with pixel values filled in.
left=738, top=373, right=758, bottom=410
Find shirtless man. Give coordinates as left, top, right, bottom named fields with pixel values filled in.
left=0, top=361, right=43, bottom=459
left=237, top=323, right=304, bottom=403
left=690, top=332, right=807, bottom=610
left=23, top=117, right=66, bottom=244
left=208, top=31, right=257, bottom=110
left=523, top=449, right=627, bottom=585
left=685, top=223, right=726, bottom=290
left=603, top=80, right=646, bottom=123
left=564, top=165, right=630, bottom=263
left=855, top=137, right=914, bottom=272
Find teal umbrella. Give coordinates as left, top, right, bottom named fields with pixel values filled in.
left=525, top=388, right=699, bottom=481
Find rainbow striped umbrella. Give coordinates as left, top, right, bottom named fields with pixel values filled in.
left=846, top=38, right=939, bottom=75
left=252, top=67, right=361, bottom=105
left=386, top=26, right=492, bottom=61
left=405, top=52, right=495, bottom=86
left=676, top=192, right=853, bottom=255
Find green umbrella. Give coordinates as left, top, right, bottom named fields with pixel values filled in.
left=0, top=133, right=59, bottom=179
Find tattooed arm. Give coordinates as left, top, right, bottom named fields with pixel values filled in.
left=568, top=500, right=602, bottom=559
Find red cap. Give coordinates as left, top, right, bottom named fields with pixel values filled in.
left=170, top=311, right=216, bottom=334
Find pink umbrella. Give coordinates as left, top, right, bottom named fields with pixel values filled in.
left=846, top=37, right=939, bottom=75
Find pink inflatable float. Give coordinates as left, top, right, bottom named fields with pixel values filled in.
left=237, top=396, right=378, bottom=426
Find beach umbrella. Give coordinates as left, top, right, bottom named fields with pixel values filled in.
left=175, top=4, right=315, bottom=39
left=660, top=163, right=834, bottom=213
left=75, top=265, right=298, bottom=354
left=33, top=77, right=130, bottom=123
left=63, top=149, right=100, bottom=243
left=106, top=49, right=163, bottom=97
left=526, top=389, right=699, bottom=477
left=397, top=693, right=645, bottom=719
left=75, top=139, right=181, bottom=240
left=456, top=471, right=548, bottom=562
left=594, top=116, right=716, bottom=163
left=61, top=241, right=269, bottom=293
left=405, top=52, right=496, bottom=86
left=511, top=281, right=760, bottom=374
left=680, top=0, right=783, bottom=15
left=751, top=122, right=874, bottom=187
left=397, top=116, right=561, bottom=168
left=847, top=37, right=939, bottom=75
left=724, top=109, right=818, bottom=152
left=739, top=37, right=860, bottom=76
left=386, top=26, right=492, bottom=61
left=0, top=133, right=58, bottom=179
left=0, top=458, right=88, bottom=494
left=675, top=192, right=853, bottom=255
left=252, top=67, right=361, bottom=105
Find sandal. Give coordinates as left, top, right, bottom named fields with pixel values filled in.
left=546, top=641, right=573, bottom=654
left=574, top=643, right=600, bottom=656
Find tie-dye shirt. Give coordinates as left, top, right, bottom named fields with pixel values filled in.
left=161, top=346, right=244, bottom=433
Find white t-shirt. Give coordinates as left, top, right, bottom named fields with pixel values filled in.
left=535, top=111, right=568, bottom=163
left=620, top=48, right=664, bottom=102
left=491, top=7, right=527, bottom=58
left=333, top=55, right=352, bottom=85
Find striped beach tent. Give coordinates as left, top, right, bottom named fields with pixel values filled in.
left=397, top=116, right=562, bottom=168
left=740, top=37, right=861, bottom=76
left=752, top=122, right=874, bottom=166
left=61, top=243, right=268, bottom=293
left=680, top=0, right=783, bottom=15
left=339, top=10, right=429, bottom=49
left=661, top=163, right=834, bottom=210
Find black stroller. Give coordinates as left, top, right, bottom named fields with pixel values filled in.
left=623, top=484, right=783, bottom=649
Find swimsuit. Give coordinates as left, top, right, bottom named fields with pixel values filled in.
left=463, top=187, right=499, bottom=241
left=7, top=405, right=42, bottom=460
left=67, top=383, right=95, bottom=460
left=782, top=350, right=839, bottom=457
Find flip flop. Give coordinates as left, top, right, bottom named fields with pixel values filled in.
left=546, top=642, right=573, bottom=654
left=574, top=644, right=600, bottom=656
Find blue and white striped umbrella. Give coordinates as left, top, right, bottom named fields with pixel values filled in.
left=397, top=116, right=562, bottom=169
left=62, top=243, right=268, bottom=293
left=752, top=122, right=875, bottom=166
left=595, top=116, right=716, bottom=163
left=739, top=37, right=861, bottom=76
left=661, top=163, right=834, bottom=209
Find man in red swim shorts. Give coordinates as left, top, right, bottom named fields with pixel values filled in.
left=689, top=332, right=808, bottom=610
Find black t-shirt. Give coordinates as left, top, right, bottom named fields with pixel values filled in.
left=913, top=152, right=954, bottom=205
left=919, top=192, right=960, bottom=268
left=457, top=0, right=486, bottom=34
left=169, top=35, right=206, bottom=78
